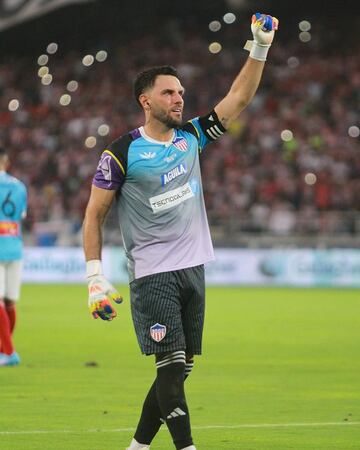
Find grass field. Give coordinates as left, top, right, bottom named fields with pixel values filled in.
left=1, top=285, right=360, bottom=450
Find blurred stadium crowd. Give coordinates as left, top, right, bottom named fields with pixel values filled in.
left=0, top=16, right=359, bottom=245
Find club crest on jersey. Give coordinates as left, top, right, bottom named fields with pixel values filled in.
left=150, top=323, right=167, bottom=342
left=173, top=137, right=188, bottom=152
left=98, top=154, right=112, bottom=181
left=161, top=163, right=187, bottom=186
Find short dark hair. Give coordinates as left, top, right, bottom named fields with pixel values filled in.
left=133, top=65, right=179, bottom=106
left=0, top=147, right=7, bottom=157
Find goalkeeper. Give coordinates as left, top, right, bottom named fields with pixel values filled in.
left=83, top=13, right=278, bottom=450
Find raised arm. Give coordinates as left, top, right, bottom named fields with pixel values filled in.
left=215, top=13, right=278, bottom=130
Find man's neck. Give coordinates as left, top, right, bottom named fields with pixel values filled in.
left=143, top=122, right=174, bottom=142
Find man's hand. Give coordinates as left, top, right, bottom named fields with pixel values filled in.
left=244, top=13, right=279, bottom=61
left=86, top=260, right=123, bottom=320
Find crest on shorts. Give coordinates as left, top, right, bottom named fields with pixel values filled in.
left=150, top=323, right=167, bottom=342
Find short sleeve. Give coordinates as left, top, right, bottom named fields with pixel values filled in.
left=92, top=134, right=132, bottom=191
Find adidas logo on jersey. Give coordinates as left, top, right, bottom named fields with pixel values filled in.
left=140, top=152, right=156, bottom=159
left=167, top=407, right=187, bottom=420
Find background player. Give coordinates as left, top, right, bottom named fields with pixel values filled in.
left=83, top=13, right=278, bottom=450
left=0, top=147, right=27, bottom=367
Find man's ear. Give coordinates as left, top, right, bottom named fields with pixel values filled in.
left=139, top=94, right=150, bottom=111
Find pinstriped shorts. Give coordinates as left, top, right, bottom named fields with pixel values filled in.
left=130, top=265, right=205, bottom=355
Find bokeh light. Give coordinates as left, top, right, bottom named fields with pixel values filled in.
left=209, top=42, right=222, bottom=54
left=223, top=13, right=236, bottom=24
left=82, top=55, right=94, bottom=66
left=304, top=173, right=317, bottom=185
left=299, top=20, right=311, bottom=32
left=85, top=136, right=97, bottom=148
left=299, top=31, right=311, bottom=43
left=287, top=56, right=300, bottom=69
left=98, top=124, right=110, bottom=136
left=95, top=50, right=108, bottom=62
left=281, top=129, right=294, bottom=141
left=67, top=80, right=79, bottom=92
left=8, top=99, right=19, bottom=112
left=209, top=20, right=221, bottom=32
left=38, top=66, right=49, bottom=77
left=41, top=74, right=53, bottom=85
left=348, top=126, right=360, bottom=138
left=37, top=54, right=49, bottom=66
left=47, top=42, right=58, bottom=54
left=59, top=94, right=71, bottom=106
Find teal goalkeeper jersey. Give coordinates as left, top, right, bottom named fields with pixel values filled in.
left=0, top=171, right=27, bottom=261
left=93, top=112, right=226, bottom=281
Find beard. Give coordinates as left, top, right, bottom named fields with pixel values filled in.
left=152, top=106, right=183, bottom=128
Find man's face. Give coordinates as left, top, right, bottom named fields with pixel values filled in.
left=144, top=75, right=185, bottom=128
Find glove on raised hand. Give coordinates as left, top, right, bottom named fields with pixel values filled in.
left=244, top=13, right=279, bottom=61
left=87, top=260, right=123, bottom=320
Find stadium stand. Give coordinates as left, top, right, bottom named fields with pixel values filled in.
left=0, top=5, right=359, bottom=247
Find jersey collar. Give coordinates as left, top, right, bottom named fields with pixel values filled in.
left=139, top=126, right=175, bottom=147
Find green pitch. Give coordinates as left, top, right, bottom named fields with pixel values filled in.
left=1, top=285, right=360, bottom=450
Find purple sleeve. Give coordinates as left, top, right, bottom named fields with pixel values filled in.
left=92, top=152, right=125, bottom=190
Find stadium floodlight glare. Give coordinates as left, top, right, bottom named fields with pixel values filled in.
left=348, top=126, right=360, bottom=138
left=287, top=56, right=299, bottom=69
left=299, top=20, right=311, bottom=32
left=47, top=43, right=58, bottom=54
left=37, top=54, right=49, bottom=66
left=223, top=13, right=236, bottom=24
left=8, top=99, right=19, bottom=112
left=67, top=80, right=79, bottom=92
left=41, top=74, right=53, bottom=85
left=98, top=124, right=110, bottom=136
left=209, top=42, right=222, bottom=54
left=59, top=94, right=71, bottom=106
left=299, top=31, right=311, bottom=42
left=209, top=20, right=221, bottom=32
left=85, top=136, right=97, bottom=148
left=38, top=66, right=49, bottom=78
left=95, top=50, right=108, bottom=62
left=82, top=55, right=95, bottom=66
left=281, top=129, right=293, bottom=141
left=304, top=173, right=317, bottom=185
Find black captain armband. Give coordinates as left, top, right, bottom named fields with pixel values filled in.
left=198, top=110, right=226, bottom=141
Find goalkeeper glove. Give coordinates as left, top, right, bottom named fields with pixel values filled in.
left=86, top=260, right=123, bottom=320
left=244, top=13, right=279, bottom=61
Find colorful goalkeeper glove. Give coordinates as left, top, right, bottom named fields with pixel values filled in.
left=86, top=260, right=123, bottom=320
left=244, top=13, right=279, bottom=61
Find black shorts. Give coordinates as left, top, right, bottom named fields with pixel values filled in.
left=130, top=265, right=205, bottom=355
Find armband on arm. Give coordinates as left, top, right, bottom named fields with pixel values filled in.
left=198, top=110, right=227, bottom=141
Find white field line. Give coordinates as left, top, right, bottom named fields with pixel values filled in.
left=0, top=422, right=359, bottom=435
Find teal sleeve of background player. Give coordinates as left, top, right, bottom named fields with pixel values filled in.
left=22, top=183, right=28, bottom=215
